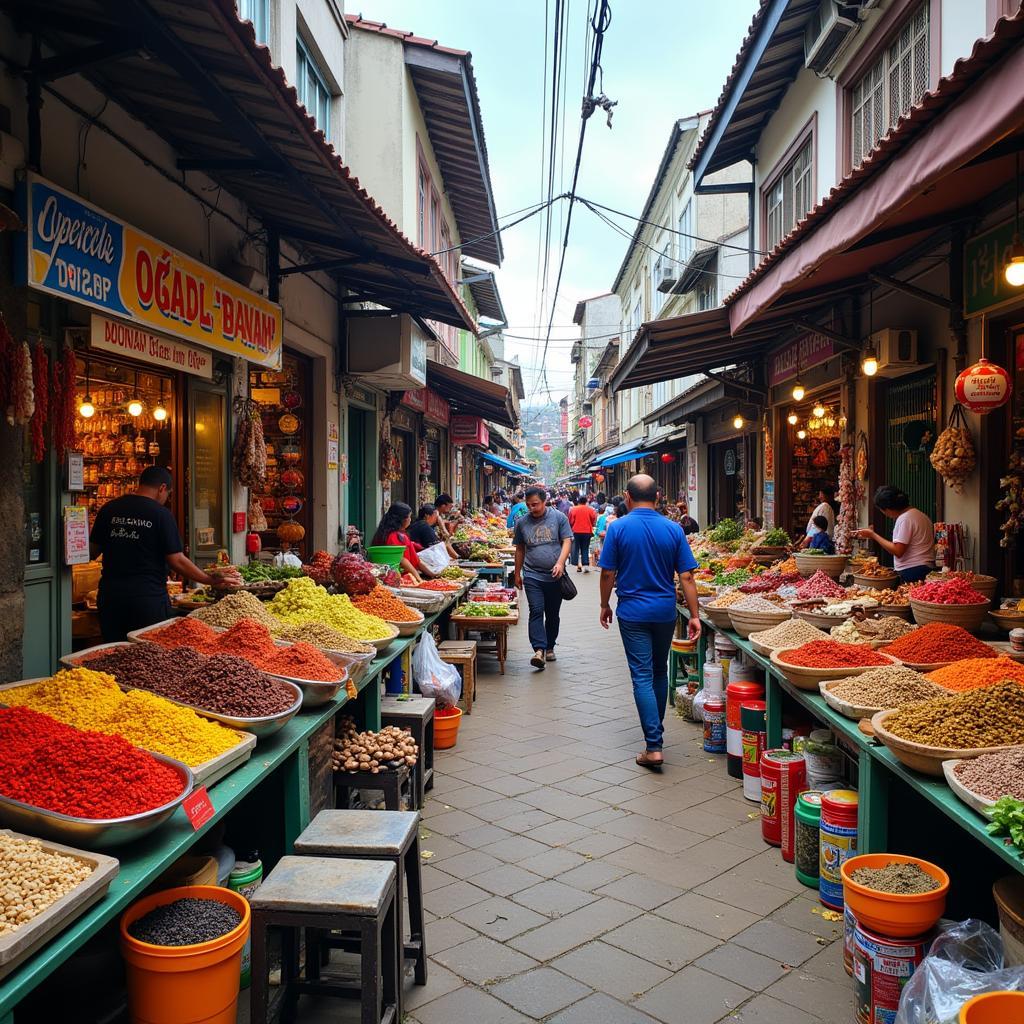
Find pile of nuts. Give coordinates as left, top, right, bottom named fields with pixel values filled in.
left=0, top=832, right=93, bottom=935
left=332, top=716, right=418, bottom=774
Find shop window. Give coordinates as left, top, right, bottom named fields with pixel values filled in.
left=418, top=165, right=428, bottom=246
left=678, top=200, right=693, bottom=265
left=764, top=135, right=813, bottom=252
left=191, top=388, right=226, bottom=559
left=850, top=2, right=929, bottom=167
left=696, top=278, right=717, bottom=311
left=296, top=34, right=332, bottom=139
left=238, top=0, right=268, bottom=42
left=651, top=251, right=665, bottom=315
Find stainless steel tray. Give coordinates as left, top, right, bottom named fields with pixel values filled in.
left=0, top=753, right=193, bottom=849
left=0, top=830, right=119, bottom=979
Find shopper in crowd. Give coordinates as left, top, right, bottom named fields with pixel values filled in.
left=506, top=490, right=528, bottom=528
left=854, top=486, right=935, bottom=583
left=798, top=483, right=837, bottom=548
left=807, top=515, right=836, bottom=554
left=432, top=493, right=461, bottom=559
left=89, top=466, right=242, bottom=642
left=513, top=485, right=572, bottom=670
left=676, top=500, right=700, bottom=535
left=371, top=501, right=425, bottom=582
left=567, top=493, right=599, bottom=573
left=593, top=502, right=611, bottom=562
left=599, top=474, right=700, bottom=769
left=555, top=491, right=571, bottom=515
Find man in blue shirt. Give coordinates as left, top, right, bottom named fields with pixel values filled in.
left=599, top=474, right=701, bottom=769
left=506, top=491, right=527, bottom=529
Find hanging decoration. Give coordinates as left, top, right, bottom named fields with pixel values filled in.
left=660, top=452, right=675, bottom=464
left=854, top=431, right=869, bottom=483
left=834, top=444, right=856, bottom=556
left=378, top=417, right=401, bottom=483
left=578, top=415, right=593, bottom=428
left=955, top=357, right=1012, bottom=414
left=53, top=343, right=78, bottom=464
left=30, top=343, right=49, bottom=463
left=231, top=396, right=268, bottom=489
left=6, top=338, right=34, bottom=427
left=930, top=404, right=976, bottom=494
left=997, top=451, right=1024, bottom=548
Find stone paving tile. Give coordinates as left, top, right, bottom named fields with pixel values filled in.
left=476, top=775, right=543, bottom=798
left=426, top=809, right=486, bottom=836
left=418, top=833, right=469, bottom=862
left=546, top=991, right=663, bottom=1023
left=519, top=787, right=608, bottom=819
left=551, top=940, right=672, bottom=1000
left=633, top=965, right=751, bottom=1024
left=488, top=967, right=593, bottom=1018
left=655, top=892, right=762, bottom=940
left=507, top=897, right=640, bottom=961
left=793, top=938, right=846, bottom=981
left=437, top=785, right=509, bottom=811
left=426, top=917, right=482, bottom=953
left=421, top=880, right=492, bottom=916
left=420, top=864, right=459, bottom=893
left=603, top=844, right=695, bottom=887
left=557, top=859, right=630, bottom=891
left=402, top=961, right=464, bottom=1011
left=438, top=849, right=505, bottom=879
left=471, top=796, right=536, bottom=821
left=431, top=934, right=539, bottom=986
left=469, top=862, right=545, bottom=898
left=602, top=915, right=720, bottom=971
left=512, top=879, right=598, bottom=917
left=412, top=984, right=532, bottom=1024
left=599, top=813, right=704, bottom=854
left=445, top=763, right=509, bottom=785
left=594, top=872, right=680, bottom=910
left=732, top=920, right=827, bottom=966
left=451, top=894, right=549, bottom=940
left=566, top=831, right=633, bottom=857
left=663, top=804, right=747, bottom=836
left=768, top=896, right=845, bottom=940
left=495, top=809, right=558, bottom=833
left=695, top=942, right=793, bottom=990
left=694, top=875, right=798, bottom=917
left=453, top=822, right=515, bottom=849
left=572, top=805, right=628, bottom=828
left=479, top=834, right=552, bottom=864
left=551, top=775, right=607, bottom=796
left=516, top=847, right=589, bottom=878
left=726, top=847, right=813, bottom=894
left=765, top=967, right=858, bottom=1019
left=727, top=992, right=827, bottom=1024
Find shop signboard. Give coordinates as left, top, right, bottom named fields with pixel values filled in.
left=451, top=415, right=489, bottom=447
left=768, top=332, right=833, bottom=386
left=20, top=174, right=282, bottom=368
left=327, top=421, right=339, bottom=471
left=402, top=387, right=449, bottom=425
left=964, top=219, right=1021, bottom=317
left=90, top=314, right=214, bottom=379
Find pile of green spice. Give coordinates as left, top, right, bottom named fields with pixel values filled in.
left=849, top=861, right=940, bottom=894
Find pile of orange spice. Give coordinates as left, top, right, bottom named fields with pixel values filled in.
left=352, top=586, right=420, bottom=622
left=925, top=656, right=1024, bottom=691
left=143, top=617, right=219, bottom=651
left=262, top=642, right=343, bottom=682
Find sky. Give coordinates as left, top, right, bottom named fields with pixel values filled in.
left=358, top=0, right=761, bottom=404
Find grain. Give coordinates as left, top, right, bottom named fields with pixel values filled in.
left=748, top=619, right=829, bottom=650
left=883, top=681, right=1024, bottom=748
left=709, top=590, right=745, bottom=608
left=850, top=862, right=940, bottom=895
left=128, top=898, right=241, bottom=946
left=272, top=622, right=374, bottom=654
left=0, top=833, right=93, bottom=935
left=825, top=666, right=945, bottom=709
left=953, top=749, right=1024, bottom=801
left=189, top=591, right=282, bottom=630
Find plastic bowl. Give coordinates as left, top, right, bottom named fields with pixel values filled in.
left=959, top=990, right=1024, bottom=1022
left=366, top=545, right=407, bottom=568
left=841, top=853, right=948, bottom=937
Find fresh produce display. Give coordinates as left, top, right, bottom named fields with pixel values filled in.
left=739, top=570, right=801, bottom=593
left=986, top=796, right=1024, bottom=850
left=3, top=669, right=241, bottom=767
left=849, top=862, right=940, bottom=894
left=128, top=898, right=242, bottom=946
left=468, top=543, right=495, bottom=561
left=854, top=561, right=899, bottom=579
left=303, top=550, right=335, bottom=586
left=883, top=681, right=1024, bottom=747
left=748, top=620, right=829, bottom=650
left=795, top=571, right=846, bottom=600
left=440, top=566, right=470, bottom=580
left=925, top=656, right=1024, bottom=691
left=0, top=706, right=185, bottom=818
left=237, top=562, right=303, bottom=583
left=825, top=666, right=946, bottom=708
left=268, top=578, right=394, bottom=640
left=352, top=586, right=421, bottom=622
left=459, top=602, right=511, bottom=617
left=0, top=832, right=93, bottom=935
left=190, top=591, right=282, bottom=630
left=332, top=716, right=418, bottom=773
left=774, top=556, right=799, bottom=575
left=780, top=640, right=891, bottom=668
left=909, top=576, right=988, bottom=605
left=954, top=751, right=1024, bottom=802
left=880, top=623, right=997, bottom=663
left=865, top=585, right=913, bottom=607
left=272, top=622, right=374, bottom=654
left=760, top=527, right=791, bottom=547
left=712, top=567, right=753, bottom=586
left=415, top=579, right=462, bottom=591
left=331, top=553, right=377, bottom=596
left=708, top=519, right=742, bottom=544
left=930, top=403, right=976, bottom=494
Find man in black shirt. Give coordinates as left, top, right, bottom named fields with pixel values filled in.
left=408, top=504, right=441, bottom=550
left=89, top=466, right=240, bottom=641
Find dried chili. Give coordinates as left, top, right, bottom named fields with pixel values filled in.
left=261, top=642, right=343, bottom=681
left=782, top=639, right=890, bottom=668
left=211, top=618, right=278, bottom=660
left=30, top=343, right=48, bottom=463
left=881, top=622, right=996, bottom=663
left=909, top=577, right=987, bottom=605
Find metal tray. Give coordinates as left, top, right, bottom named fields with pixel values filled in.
left=267, top=652, right=350, bottom=708
left=0, top=753, right=194, bottom=849
left=0, top=830, right=119, bottom=980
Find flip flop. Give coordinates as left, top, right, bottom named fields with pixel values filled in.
left=636, top=752, right=664, bottom=771
left=530, top=653, right=546, bottom=669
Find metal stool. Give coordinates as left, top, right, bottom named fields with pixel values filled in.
left=251, top=855, right=399, bottom=1024
left=438, top=639, right=478, bottom=713
left=381, top=695, right=435, bottom=802
left=335, top=762, right=417, bottom=811
left=295, top=809, right=426, bottom=987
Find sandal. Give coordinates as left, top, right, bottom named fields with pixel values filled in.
left=636, top=751, right=664, bottom=771
left=545, top=651, right=556, bottom=662
left=530, top=652, right=546, bottom=669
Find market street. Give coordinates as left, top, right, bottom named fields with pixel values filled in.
left=394, top=576, right=854, bottom=1024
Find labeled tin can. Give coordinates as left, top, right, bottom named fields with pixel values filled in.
left=1011, top=627, right=1024, bottom=652
left=740, top=701, right=766, bottom=803
left=853, top=921, right=932, bottom=1024
left=760, top=749, right=806, bottom=848
left=727, top=680, right=764, bottom=780
left=703, top=696, right=726, bottom=753
left=819, top=789, right=858, bottom=910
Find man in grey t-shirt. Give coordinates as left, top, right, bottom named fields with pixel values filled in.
left=513, top=486, right=572, bottom=670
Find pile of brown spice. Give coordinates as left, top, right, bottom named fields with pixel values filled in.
left=849, top=861, right=940, bottom=895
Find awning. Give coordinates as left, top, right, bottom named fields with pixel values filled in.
left=586, top=439, right=644, bottom=471
left=426, top=360, right=516, bottom=427
left=462, top=263, right=507, bottom=324
left=10, top=0, right=475, bottom=331
left=726, top=10, right=1024, bottom=333
left=640, top=427, right=688, bottom=448
left=673, top=245, right=717, bottom=296
left=479, top=452, right=533, bottom=476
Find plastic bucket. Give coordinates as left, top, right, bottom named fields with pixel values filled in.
left=960, top=991, right=1024, bottom=1023
left=120, top=885, right=251, bottom=1024
left=434, top=706, right=463, bottom=749
left=367, top=545, right=406, bottom=567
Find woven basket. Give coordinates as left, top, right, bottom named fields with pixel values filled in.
left=728, top=607, right=792, bottom=638
left=909, top=598, right=990, bottom=631
left=989, top=609, right=1024, bottom=632
left=703, top=605, right=736, bottom=630
left=769, top=649, right=901, bottom=692
left=794, top=552, right=849, bottom=579
left=925, top=572, right=998, bottom=602
left=851, top=572, right=899, bottom=591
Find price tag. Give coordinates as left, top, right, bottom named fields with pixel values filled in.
left=182, top=786, right=215, bottom=830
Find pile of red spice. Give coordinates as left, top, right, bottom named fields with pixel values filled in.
left=212, top=619, right=278, bottom=661
left=782, top=639, right=891, bottom=668
left=881, top=622, right=997, bottom=663
left=909, top=576, right=988, bottom=605
left=796, top=571, right=846, bottom=601
left=262, top=642, right=343, bottom=681
left=0, top=706, right=185, bottom=818
left=143, top=617, right=219, bottom=651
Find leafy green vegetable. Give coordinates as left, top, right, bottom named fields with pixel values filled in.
left=762, top=527, right=791, bottom=547
left=238, top=562, right=305, bottom=582
left=986, top=796, right=1024, bottom=849
left=708, top=519, right=742, bottom=543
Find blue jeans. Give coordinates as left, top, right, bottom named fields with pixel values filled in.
left=618, top=618, right=677, bottom=750
left=570, top=533, right=592, bottom=566
left=524, top=574, right=563, bottom=652
left=897, top=564, right=933, bottom=583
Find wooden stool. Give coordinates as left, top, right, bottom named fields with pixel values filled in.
left=335, top=763, right=417, bottom=812
left=295, top=810, right=426, bottom=987
left=438, top=640, right=478, bottom=713
left=251, top=856, right=399, bottom=1024
left=381, top=695, right=435, bottom=801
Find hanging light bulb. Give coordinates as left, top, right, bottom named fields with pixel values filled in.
left=862, top=348, right=879, bottom=376
left=813, top=403, right=826, bottom=419
left=787, top=411, right=798, bottom=426
left=732, top=414, right=744, bottom=430
left=127, top=371, right=143, bottom=417
left=78, top=359, right=95, bottom=418
left=797, top=428, right=807, bottom=440
left=792, top=379, right=805, bottom=402
left=152, top=380, right=168, bottom=422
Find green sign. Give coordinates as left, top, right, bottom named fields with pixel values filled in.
left=964, top=219, right=1022, bottom=317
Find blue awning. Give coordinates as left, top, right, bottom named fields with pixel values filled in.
left=479, top=451, right=534, bottom=476
left=600, top=448, right=643, bottom=468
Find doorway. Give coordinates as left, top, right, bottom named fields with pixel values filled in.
left=348, top=406, right=368, bottom=539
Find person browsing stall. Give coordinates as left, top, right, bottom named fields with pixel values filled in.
left=798, top=484, right=837, bottom=549
left=89, top=466, right=241, bottom=642
left=506, top=491, right=528, bottom=529
left=807, top=515, right=836, bottom=555
left=853, top=486, right=935, bottom=583
left=372, top=502, right=427, bottom=582
left=431, top=494, right=461, bottom=560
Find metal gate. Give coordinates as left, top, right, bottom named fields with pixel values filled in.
left=884, top=372, right=937, bottom=537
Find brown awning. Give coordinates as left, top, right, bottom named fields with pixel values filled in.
left=426, top=360, right=516, bottom=428
left=9, top=0, right=476, bottom=331
left=727, top=10, right=1024, bottom=333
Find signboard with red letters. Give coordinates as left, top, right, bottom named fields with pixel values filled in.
left=451, top=415, right=489, bottom=447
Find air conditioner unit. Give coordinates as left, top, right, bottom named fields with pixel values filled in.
left=804, top=0, right=858, bottom=74
left=872, top=328, right=918, bottom=376
left=657, top=265, right=678, bottom=293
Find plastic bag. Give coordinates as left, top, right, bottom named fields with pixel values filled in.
left=412, top=631, right=462, bottom=708
left=896, top=919, right=1024, bottom=1024
left=417, top=542, right=451, bottom=576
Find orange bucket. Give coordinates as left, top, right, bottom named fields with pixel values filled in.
left=434, top=706, right=463, bottom=749
left=960, top=990, right=1024, bottom=1022
left=120, top=885, right=251, bottom=1024
left=840, top=853, right=948, bottom=938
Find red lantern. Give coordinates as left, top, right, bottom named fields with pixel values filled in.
left=660, top=452, right=676, bottom=463
left=579, top=415, right=593, bottom=428
left=594, top=473, right=605, bottom=483
left=541, top=443, right=553, bottom=453
left=955, top=358, right=1012, bottom=414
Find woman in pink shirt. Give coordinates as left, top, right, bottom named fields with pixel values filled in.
left=853, top=485, right=934, bottom=583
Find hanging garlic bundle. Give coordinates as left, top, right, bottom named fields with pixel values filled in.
left=930, top=404, right=976, bottom=494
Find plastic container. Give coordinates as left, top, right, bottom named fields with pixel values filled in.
left=727, top=680, right=765, bottom=780
left=740, top=701, right=766, bottom=803
left=434, top=706, right=463, bottom=749
left=227, top=856, right=263, bottom=989
left=702, top=662, right=724, bottom=696
left=366, top=545, right=406, bottom=568
left=960, top=991, right=1024, bottom=1023
left=803, top=729, right=844, bottom=790
left=841, top=853, right=948, bottom=937
left=703, top=696, right=726, bottom=753
left=853, top=920, right=932, bottom=1024
left=760, top=749, right=806, bottom=850
left=820, top=789, right=859, bottom=910
left=794, top=791, right=823, bottom=887
left=120, top=885, right=251, bottom=1024
left=714, top=636, right=737, bottom=688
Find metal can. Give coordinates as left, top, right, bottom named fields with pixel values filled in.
left=1010, top=627, right=1024, bottom=652
left=760, top=749, right=807, bottom=848
left=853, top=921, right=932, bottom=1024
left=819, top=789, right=859, bottom=910
left=703, top=696, right=726, bottom=753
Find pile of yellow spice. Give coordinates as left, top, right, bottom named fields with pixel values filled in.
left=268, top=578, right=394, bottom=641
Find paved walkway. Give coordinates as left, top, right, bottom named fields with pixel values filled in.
left=405, top=574, right=854, bottom=1024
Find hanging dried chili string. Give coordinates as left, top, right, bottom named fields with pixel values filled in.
left=53, top=344, right=77, bottom=463
left=31, top=343, right=49, bottom=462
left=0, top=315, right=13, bottom=411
